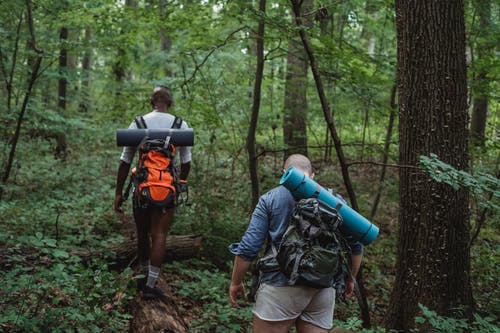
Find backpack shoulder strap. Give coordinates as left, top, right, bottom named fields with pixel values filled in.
left=134, top=116, right=148, bottom=129
left=171, top=116, right=183, bottom=129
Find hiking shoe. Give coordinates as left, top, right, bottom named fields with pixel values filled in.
left=142, top=285, right=165, bottom=300
left=136, top=277, right=146, bottom=291
left=134, top=273, right=147, bottom=291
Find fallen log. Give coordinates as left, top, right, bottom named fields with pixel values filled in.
left=75, top=235, right=203, bottom=267
left=129, top=277, right=189, bottom=333
left=98, top=215, right=200, bottom=332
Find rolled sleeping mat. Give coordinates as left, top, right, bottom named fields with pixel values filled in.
left=116, top=128, right=194, bottom=147
left=279, top=166, right=379, bottom=245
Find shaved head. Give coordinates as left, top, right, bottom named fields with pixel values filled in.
left=284, top=154, right=312, bottom=175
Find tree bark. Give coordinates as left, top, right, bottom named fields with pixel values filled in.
left=283, top=0, right=312, bottom=158
left=247, top=0, right=266, bottom=208
left=386, top=1, right=473, bottom=330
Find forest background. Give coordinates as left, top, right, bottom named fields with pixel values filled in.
left=0, top=0, right=498, bottom=332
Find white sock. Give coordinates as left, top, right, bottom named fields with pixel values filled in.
left=146, top=265, right=161, bottom=288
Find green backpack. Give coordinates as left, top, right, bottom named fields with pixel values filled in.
left=275, top=198, right=347, bottom=288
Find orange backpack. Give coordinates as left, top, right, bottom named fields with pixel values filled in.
left=132, top=116, right=182, bottom=208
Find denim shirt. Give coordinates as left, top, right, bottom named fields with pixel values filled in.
left=229, top=185, right=364, bottom=287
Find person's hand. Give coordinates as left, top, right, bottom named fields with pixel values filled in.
left=343, top=279, right=355, bottom=299
left=114, top=193, right=124, bottom=213
left=229, top=282, right=246, bottom=308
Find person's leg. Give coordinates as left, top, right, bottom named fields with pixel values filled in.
left=133, top=205, right=151, bottom=287
left=253, top=315, right=295, bottom=333
left=297, top=287, right=335, bottom=333
left=146, top=207, right=174, bottom=289
left=296, top=318, right=329, bottom=333
left=253, top=284, right=313, bottom=333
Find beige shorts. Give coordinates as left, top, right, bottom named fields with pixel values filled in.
left=252, top=283, right=335, bottom=329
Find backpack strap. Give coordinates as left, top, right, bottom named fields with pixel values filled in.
left=134, top=116, right=148, bottom=129
left=172, top=116, right=182, bottom=129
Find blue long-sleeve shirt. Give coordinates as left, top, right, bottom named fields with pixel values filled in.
left=229, top=185, right=363, bottom=286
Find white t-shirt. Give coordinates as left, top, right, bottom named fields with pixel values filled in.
left=120, top=111, right=192, bottom=164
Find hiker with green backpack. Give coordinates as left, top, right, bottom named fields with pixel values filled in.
left=114, top=86, right=192, bottom=299
left=229, top=154, right=363, bottom=333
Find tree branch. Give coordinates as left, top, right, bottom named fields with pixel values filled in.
left=181, top=26, right=248, bottom=89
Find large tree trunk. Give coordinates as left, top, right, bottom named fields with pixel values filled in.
left=247, top=0, right=266, bottom=208
left=283, top=0, right=312, bottom=158
left=386, top=1, right=473, bottom=331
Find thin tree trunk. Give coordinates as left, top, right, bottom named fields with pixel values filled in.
left=370, top=82, right=397, bottom=220
left=1, top=0, right=42, bottom=197
left=386, top=1, right=473, bottom=330
left=289, top=0, right=359, bottom=212
left=159, top=0, right=172, bottom=77
left=283, top=0, right=312, bottom=158
left=58, top=27, right=68, bottom=110
left=289, top=0, right=371, bottom=327
left=78, top=28, right=92, bottom=113
left=247, top=0, right=266, bottom=208
left=0, top=10, right=23, bottom=115
left=359, top=0, right=377, bottom=55
left=470, top=0, right=491, bottom=146
left=55, top=26, right=68, bottom=159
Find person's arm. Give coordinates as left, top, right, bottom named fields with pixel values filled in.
left=114, top=161, right=131, bottom=213
left=229, top=255, right=252, bottom=307
left=343, top=253, right=362, bottom=298
left=338, top=222, right=364, bottom=299
left=228, top=194, right=270, bottom=306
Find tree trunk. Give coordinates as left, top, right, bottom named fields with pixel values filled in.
left=1, top=0, right=42, bottom=197
left=55, top=26, right=68, bottom=159
left=58, top=27, right=68, bottom=110
left=129, top=276, right=189, bottom=333
left=386, top=1, right=473, bottom=330
left=159, top=0, right=172, bottom=77
left=75, top=235, right=203, bottom=267
left=370, top=82, right=397, bottom=220
left=289, top=0, right=371, bottom=327
left=283, top=0, right=312, bottom=158
left=359, top=0, right=377, bottom=55
left=470, top=0, right=491, bottom=146
left=78, top=28, right=92, bottom=113
left=247, top=0, right=266, bottom=208
left=289, top=0, right=359, bottom=212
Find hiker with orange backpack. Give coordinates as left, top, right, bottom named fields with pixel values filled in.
left=114, top=86, right=192, bottom=299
